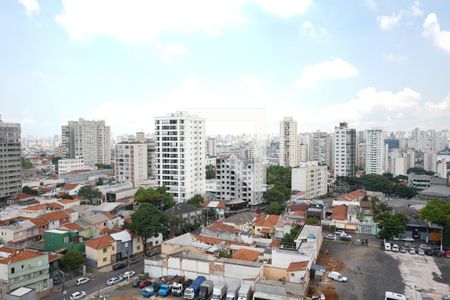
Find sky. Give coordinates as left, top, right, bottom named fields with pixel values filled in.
left=1, top=0, right=450, bottom=137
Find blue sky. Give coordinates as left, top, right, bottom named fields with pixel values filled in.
left=1, top=0, right=450, bottom=137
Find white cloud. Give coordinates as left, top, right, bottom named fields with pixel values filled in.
left=300, top=21, right=326, bottom=37
left=55, top=0, right=312, bottom=44
left=377, top=12, right=402, bottom=30
left=18, top=0, right=40, bottom=16
left=252, top=0, right=311, bottom=18
left=240, top=75, right=264, bottom=90
left=383, top=53, right=409, bottom=64
left=292, top=58, right=358, bottom=89
left=363, top=0, right=377, bottom=11
left=423, top=13, right=450, bottom=54
left=156, top=42, right=188, bottom=63
left=410, top=1, right=423, bottom=16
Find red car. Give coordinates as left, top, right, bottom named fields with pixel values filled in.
left=444, top=251, right=450, bottom=258
left=139, top=280, right=152, bottom=289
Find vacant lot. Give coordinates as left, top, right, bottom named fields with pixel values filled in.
left=319, top=241, right=450, bottom=300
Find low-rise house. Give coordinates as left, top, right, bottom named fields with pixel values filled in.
left=28, top=217, right=49, bottom=240
left=56, top=198, right=81, bottom=209
left=231, top=248, right=262, bottom=262
left=253, top=215, right=279, bottom=238
left=329, top=204, right=359, bottom=232
left=19, top=203, right=63, bottom=218
left=6, top=193, right=38, bottom=206
left=222, top=211, right=256, bottom=233
left=41, top=210, right=71, bottom=230
left=333, top=189, right=365, bottom=207
left=59, top=183, right=81, bottom=196
left=202, top=200, right=226, bottom=220
left=84, top=235, right=116, bottom=270
left=43, top=229, right=85, bottom=252
left=0, top=247, right=51, bottom=296
left=0, top=220, right=39, bottom=245
left=274, top=216, right=295, bottom=239
left=165, top=203, right=203, bottom=225
left=202, top=221, right=240, bottom=242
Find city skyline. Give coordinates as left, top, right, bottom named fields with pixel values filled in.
left=2, top=0, right=450, bottom=136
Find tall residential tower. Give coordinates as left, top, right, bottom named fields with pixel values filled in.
left=333, top=122, right=356, bottom=177
left=0, top=117, right=21, bottom=201
left=279, top=117, right=298, bottom=167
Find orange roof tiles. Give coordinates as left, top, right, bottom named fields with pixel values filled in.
left=62, top=183, right=79, bottom=190
left=13, top=193, right=35, bottom=200
left=287, top=261, right=308, bottom=271
left=288, top=203, right=309, bottom=212
left=255, top=215, right=280, bottom=227
left=41, top=210, right=69, bottom=222
left=332, top=205, right=348, bottom=221
left=337, top=189, right=365, bottom=201
left=0, top=248, right=44, bottom=264
left=232, top=249, right=261, bottom=261
left=60, top=223, right=83, bottom=232
left=270, top=239, right=282, bottom=249
left=24, top=203, right=63, bottom=211
left=202, top=200, right=226, bottom=209
left=29, top=217, right=49, bottom=227
left=207, top=221, right=239, bottom=233
left=102, top=213, right=117, bottom=219
left=48, top=254, right=61, bottom=262
left=192, top=234, right=249, bottom=247
left=85, top=235, right=114, bottom=250
left=260, top=228, right=272, bottom=234
left=58, top=199, right=79, bottom=205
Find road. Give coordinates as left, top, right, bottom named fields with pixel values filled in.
left=44, top=259, right=144, bottom=300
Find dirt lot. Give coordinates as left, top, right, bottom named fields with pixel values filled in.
left=317, top=240, right=450, bottom=300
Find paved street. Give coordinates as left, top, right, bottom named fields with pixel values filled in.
left=44, top=259, right=144, bottom=300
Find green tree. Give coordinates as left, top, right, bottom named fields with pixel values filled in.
left=376, top=212, right=407, bottom=240
left=126, top=203, right=168, bottom=255
left=281, top=224, right=301, bottom=248
left=60, top=251, right=84, bottom=271
left=306, top=217, right=319, bottom=225
left=266, top=165, right=292, bottom=188
left=22, top=186, right=38, bottom=195
left=134, top=187, right=174, bottom=210
left=21, top=159, right=33, bottom=169
left=419, top=199, right=450, bottom=246
left=186, top=194, right=203, bottom=208
left=206, top=164, right=216, bottom=179
left=407, top=167, right=434, bottom=175
left=265, top=201, right=285, bottom=215
left=77, top=185, right=102, bottom=204
left=96, top=177, right=104, bottom=186
left=95, top=163, right=112, bottom=169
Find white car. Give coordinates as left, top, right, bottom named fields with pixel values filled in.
left=106, top=275, right=123, bottom=286
left=402, top=237, right=414, bottom=242
left=122, top=271, right=135, bottom=279
left=70, top=291, right=86, bottom=300
left=335, top=230, right=345, bottom=236
left=392, top=244, right=399, bottom=252
left=328, top=271, right=347, bottom=282
left=75, top=277, right=89, bottom=286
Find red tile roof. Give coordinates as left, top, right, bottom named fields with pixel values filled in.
left=60, top=223, right=83, bottom=232
left=232, top=249, right=261, bottom=261
left=29, top=217, right=49, bottom=227
left=287, top=261, right=308, bottom=271
left=48, top=254, right=61, bottom=262
left=202, top=200, right=226, bottom=209
left=255, top=215, right=279, bottom=227
left=102, top=213, right=117, bottom=219
left=270, top=239, right=282, bottom=249
left=288, top=203, right=309, bottom=212
left=192, top=234, right=249, bottom=246
left=337, top=189, right=365, bottom=201
left=62, top=183, right=79, bottom=190
left=0, top=248, right=44, bottom=264
left=84, top=235, right=114, bottom=250
left=13, top=193, right=35, bottom=200
left=41, top=210, right=70, bottom=222
left=58, top=199, right=80, bottom=205
left=23, top=203, right=63, bottom=211
left=332, top=205, right=348, bottom=221
left=207, top=221, right=239, bottom=233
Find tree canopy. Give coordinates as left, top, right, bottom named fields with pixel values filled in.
left=206, top=164, right=216, bottom=180
left=22, top=186, right=38, bottom=195
left=126, top=203, right=168, bottom=255
left=95, top=163, right=112, bottom=169
left=343, top=174, right=417, bottom=198
left=186, top=194, right=203, bottom=208
left=265, top=201, right=285, bottom=215
left=281, top=224, right=300, bottom=248
left=266, top=165, right=291, bottom=189
left=407, top=167, right=434, bottom=175
left=21, top=159, right=33, bottom=169
left=60, top=251, right=84, bottom=271
left=375, top=212, right=407, bottom=240
left=419, top=199, right=450, bottom=246
left=134, top=186, right=174, bottom=211
left=78, top=185, right=102, bottom=204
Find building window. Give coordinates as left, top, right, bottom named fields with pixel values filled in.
left=103, top=248, right=107, bottom=253
left=11, top=267, right=15, bottom=274
left=103, top=257, right=107, bottom=262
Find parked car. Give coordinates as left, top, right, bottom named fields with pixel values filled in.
left=419, top=244, right=432, bottom=251
left=385, top=291, right=406, bottom=300
left=402, top=237, right=414, bottom=242
left=417, top=248, right=425, bottom=256
left=328, top=271, right=347, bottom=282
left=75, top=277, right=89, bottom=286
left=325, top=233, right=335, bottom=240
left=335, top=230, right=345, bottom=236
left=139, top=280, right=152, bottom=289
left=405, top=242, right=413, bottom=248
left=132, top=279, right=141, bottom=287
left=393, top=236, right=400, bottom=241
left=159, top=283, right=171, bottom=297
left=425, top=249, right=434, bottom=256
left=444, top=251, right=450, bottom=258
left=106, top=275, right=123, bottom=286
left=392, top=244, right=399, bottom=252
left=399, top=246, right=406, bottom=253
left=339, top=235, right=351, bottom=241
left=123, top=271, right=135, bottom=279
left=385, top=242, right=391, bottom=251
left=112, top=263, right=127, bottom=271
left=442, top=293, right=450, bottom=300
left=409, top=247, right=416, bottom=255
left=129, top=258, right=140, bottom=265
left=70, top=291, right=86, bottom=300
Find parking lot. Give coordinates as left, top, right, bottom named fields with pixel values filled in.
left=317, top=240, right=450, bottom=300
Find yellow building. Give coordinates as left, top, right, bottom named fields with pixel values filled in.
left=85, top=235, right=116, bottom=269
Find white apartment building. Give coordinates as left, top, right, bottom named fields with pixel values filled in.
left=389, top=149, right=415, bottom=176
left=291, top=161, right=327, bottom=199
left=155, top=112, right=206, bottom=202
left=207, top=137, right=217, bottom=156
left=61, top=119, right=111, bottom=166
left=357, top=142, right=366, bottom=170
left=437, top=159, right=447, bottom=179
left=423, top=150, right=437, bottom=173
left=58, top=158, right=90, bottom=175
left=0, top=118, right=21, bottom=201
left=333, top=122, right=356, bottom=177
left=114, top=142, right=149, bottom=187
left=365, top=129, right=384, bottom=175
left=216, top=154, right=266, bottom=205
left=279, top=117, right=299, bottom=167
left=310, top=132, right=332, bottom=167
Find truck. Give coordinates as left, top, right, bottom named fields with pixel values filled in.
left=211, top=282, right=227, bottom=300
left=142, top=280, right=162, bottom=297
left=225, top=281, right=241, bottom=300
left=183, top=276, right=206, bottom=299
left=158, top=283, right=171, bottom=297
left=170, top=275, right=186, bottom=297
left=237, top=283, right=252, bottom=300
left=198, top=280, right=214, bottom=300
